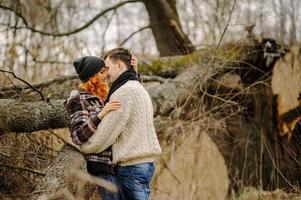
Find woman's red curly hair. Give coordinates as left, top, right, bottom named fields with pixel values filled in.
left=79, top=72, right=109, bottom=101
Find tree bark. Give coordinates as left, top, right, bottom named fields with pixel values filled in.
left=143, top=0, right=195, bottom=56
left=0, top=99, right=69, bottom=135
left=279, top=0, right=286, bottom=43
left=31, top=145, right=87, bottom=200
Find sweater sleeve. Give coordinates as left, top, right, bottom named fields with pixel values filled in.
left=80, top=89, right=133, bottom=154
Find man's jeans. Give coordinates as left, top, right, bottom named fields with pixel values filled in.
left=116, top=162, right=155, bottom=200
left=98, top=174, right=121, bottom=200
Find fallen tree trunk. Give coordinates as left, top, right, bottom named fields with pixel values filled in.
left=0, top=62, right=212, bottom=135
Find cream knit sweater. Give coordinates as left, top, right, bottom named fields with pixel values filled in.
left=80, top=80, right=162, bottom=166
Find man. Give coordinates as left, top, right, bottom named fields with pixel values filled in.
left=79, top=48, right=162, bottom=200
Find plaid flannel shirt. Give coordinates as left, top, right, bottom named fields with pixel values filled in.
left=63, top=88, right=113, bottom=164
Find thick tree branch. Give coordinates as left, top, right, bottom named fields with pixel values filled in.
left=0, top=99, right=68, bottom=134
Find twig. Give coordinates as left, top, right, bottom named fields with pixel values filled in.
left=0, top=5, right=28, bottom=26
left=263, top=138, right=300, bottom=192
left=0, top=163, right=46, bottom=176
left=1, top=74, right=78, bottom=91
left=5, top=74, right=26, bottom=101
left=0, top=190, right=48, bottom=198
left=0, top=69, right=45, bottom=101
left=181, top=0, right=237, bottom=111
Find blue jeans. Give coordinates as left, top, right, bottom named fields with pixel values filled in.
left=98, top=174, right=121, bottom=200
left=116, top=162, right=155, bottom=200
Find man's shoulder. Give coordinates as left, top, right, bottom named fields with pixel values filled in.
left=111, top=81, right=142, bottom=98
left=118, top=81, right=142, bottom=91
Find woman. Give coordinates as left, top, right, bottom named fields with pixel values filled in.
left=64, top=55, right=137, bottom=200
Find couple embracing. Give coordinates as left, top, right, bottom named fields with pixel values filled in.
left=64, top=47, right=162, bottom=200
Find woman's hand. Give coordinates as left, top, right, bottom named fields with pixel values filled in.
left=97, top=100, right=121, bottom=119
left=131, top=54, right=138, bottom=72
left=66, top=135, right=81, bottom=150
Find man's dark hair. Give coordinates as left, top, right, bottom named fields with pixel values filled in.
left=103, top=47, right=132, bottom=69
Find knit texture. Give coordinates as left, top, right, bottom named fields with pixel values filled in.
left=80, top=80, right=162, bottom=165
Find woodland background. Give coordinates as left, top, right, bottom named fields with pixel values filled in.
left=0, top=0, right=301, bottom=199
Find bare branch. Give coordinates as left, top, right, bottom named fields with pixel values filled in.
left=0, top=1, right=142, bottom=37
left=0, top=69, right=45, bottom=101
left=119, top=25, right=150, bottom=46
left=0, top=5, right=29, bottom=26
left=215, top=0, right=237, bottom=52
left=1, top=74, right=76, bottom=91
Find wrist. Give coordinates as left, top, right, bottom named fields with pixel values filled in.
left=97, top=112, right=104, bottom=119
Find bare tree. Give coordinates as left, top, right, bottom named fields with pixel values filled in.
left=279, top=0, right=286, bottom=43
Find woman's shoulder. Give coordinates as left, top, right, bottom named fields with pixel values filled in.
left=65, top=90, right=80, bottom=103
left=63, top=90, right=81, bottom=111
left=69, top=89, right=80, bottom=98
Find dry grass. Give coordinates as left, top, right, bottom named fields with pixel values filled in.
left=0, top=129, right=67, bottom=197
left=229, top=187, right=301, bottom=200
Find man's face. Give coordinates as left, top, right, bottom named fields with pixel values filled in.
left=105, top=57, right=124, bottom=83
left=98, top=66, right=109, bottom=82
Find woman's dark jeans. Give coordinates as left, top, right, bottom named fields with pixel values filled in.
left=98, top=173, right=121, bottom=200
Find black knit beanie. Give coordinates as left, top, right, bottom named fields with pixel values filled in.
left=73, top=56, right=105, bottom=83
